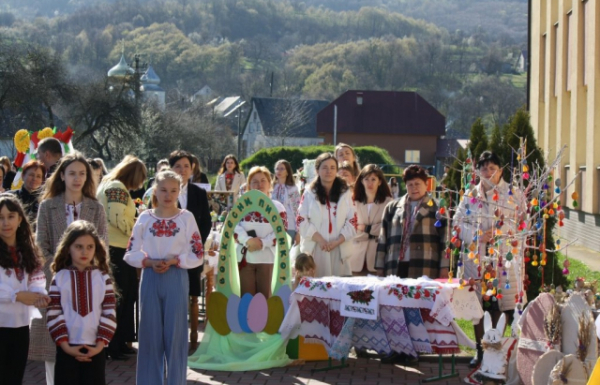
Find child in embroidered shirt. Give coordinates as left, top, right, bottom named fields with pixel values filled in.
left=292, top=253, right=316, bottom=291
left=0, top=196, right=49, bottom=385
left=124, top=170, right=203, bottom=385
left=46, top=220, right=116, bottom=385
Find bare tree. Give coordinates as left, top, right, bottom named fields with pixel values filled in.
left=271, top=98, right=313, bottom=147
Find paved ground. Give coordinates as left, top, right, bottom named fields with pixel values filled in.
left=566, top=244, right=600, bottom=272
left=23, top=325, right=474, bottom=385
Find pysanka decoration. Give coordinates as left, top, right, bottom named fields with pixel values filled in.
left=11, top=126, right=75, bottom=190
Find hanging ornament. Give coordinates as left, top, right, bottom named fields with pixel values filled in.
left=572, top=191, right=579, bottom=207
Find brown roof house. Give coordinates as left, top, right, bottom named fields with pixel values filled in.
left=316, top=91, right=446, bottom=166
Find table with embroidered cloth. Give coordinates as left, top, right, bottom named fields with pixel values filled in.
left=279, top=276, right=483, bottom=360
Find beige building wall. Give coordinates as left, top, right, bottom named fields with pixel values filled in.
left=530, top=0, right=600, bottom=251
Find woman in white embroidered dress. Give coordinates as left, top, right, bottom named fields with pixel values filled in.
left=124, top=170, right=203, bottom=385
left=235, top=166, right=287, bottom=298
left=297, top=153, right=357, bottom=277
left=0, top=196, right=49, bottom=384
left=271, top=160, right=300, bottom=244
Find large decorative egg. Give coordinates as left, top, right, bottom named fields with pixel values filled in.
left=275, top=285, right=292, bottom=315
left=264, top=296, right=285, bottom=334
left=226, top=294, right=242, bottom=333
left=207, top=291, right=231, bottom=336
left=238, top=293, right=254, bottom=333
left=247, top=293, right=269, bottom=333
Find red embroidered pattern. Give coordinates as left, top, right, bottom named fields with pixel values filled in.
left=190, top=231, right=203, bottom=258
left=105, top=188, right=129, bottom=205
left=298, top=296, right=329, bottom=326
left=349, top=212, right=358, bottom=230
left=296, top=215, right=305, bottom=230
left=70, top=270, right=93, bottom=317
left=243, top=211, right=270, bottom=224
left=330, top=309, right=344, bottom=337
left=149, top=219, right=180, bottom=237
left=280, top=211, right=288, bottom=230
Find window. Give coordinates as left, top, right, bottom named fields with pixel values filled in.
left=541, top=33, right=547, bottom=98
left=567, top=11, right=575, bottom=91
left=405, top=150, right=420, bottom=164
left=553, top=23, right=559, bottom=97
left=253, top=111, right=257, bottom=121
left=583, top=0, right=591, bottom=85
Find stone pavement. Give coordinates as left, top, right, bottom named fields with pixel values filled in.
left=23, top=353, right=473, bottom=385
left=23, top=323, right=473, bottom=385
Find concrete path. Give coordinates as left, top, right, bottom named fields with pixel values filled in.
left=565, top=244, right=600, bottom=272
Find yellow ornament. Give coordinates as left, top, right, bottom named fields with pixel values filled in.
left=14, top=130, right=30, bottom=153
left=11, top=178, right=23, bottom=190
left=427, top=199, right=434, bottom=207
left=37, top=127, right=54, bottom=141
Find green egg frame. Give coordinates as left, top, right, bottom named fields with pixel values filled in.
left=213, top=189, right=291, bottom=303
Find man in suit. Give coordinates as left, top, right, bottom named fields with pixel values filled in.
left=36, top=138, right=63, bottom=179
left=168, top=150, right=211, bottom=353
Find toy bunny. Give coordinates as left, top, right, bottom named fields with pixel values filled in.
left=478, top=311, right=508, bottom=380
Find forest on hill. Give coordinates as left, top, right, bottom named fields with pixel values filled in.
left=0, top=0, right=527, bottom=160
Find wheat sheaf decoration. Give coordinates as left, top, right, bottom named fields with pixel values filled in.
left=543, top=304, right=562, bottom=349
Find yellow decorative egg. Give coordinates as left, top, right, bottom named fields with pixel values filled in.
left=264, top=296, right=285, bottom=335
left=207, top=291, right=231, bottom=336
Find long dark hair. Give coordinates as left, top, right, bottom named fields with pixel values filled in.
left=353, top=164, right=392, bottom=203
left=309, top=153, right=348, bottom=204
left=218, top=154, right=241, bottom=175
left=41, top=151, right=97, bottom=201
left=273, top=159, right=295, bottom=186
left=51, top=220, right=111, bottom=275
left=0, top=195, right=43, bottom=274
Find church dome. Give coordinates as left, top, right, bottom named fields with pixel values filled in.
left=108, top=55, right=134, bottom=78
left=140, top=65, right=160, bottom=85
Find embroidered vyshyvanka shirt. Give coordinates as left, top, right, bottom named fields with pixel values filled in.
left=271, top=184, right=301, bottom=232
left=0, top=249, right=46, bottom=328
left=46, top=266, right=116, bottom=346
left=124, top=209, right=204, bottom=269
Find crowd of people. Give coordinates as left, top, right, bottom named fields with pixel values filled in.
left=0, top=137, right=514, bottom=384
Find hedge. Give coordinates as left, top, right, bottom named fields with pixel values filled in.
left=239, top=145, right=396, bottom=174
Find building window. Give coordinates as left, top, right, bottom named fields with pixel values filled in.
left=405, top=150, right=420, bottom=164
left=541, top=33, right=546, bottom=98
left=566, top=11, right=575, bottom=91
left=553, top=23, right=559, bottom=97
left=253, top=111, right=257, bottom=121
left=583, top=0, right=590, bottom=86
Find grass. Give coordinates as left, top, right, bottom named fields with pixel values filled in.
left=556, top=252, right=600, bottom=284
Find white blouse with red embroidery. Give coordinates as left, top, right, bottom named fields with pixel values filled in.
left=124, top=209, right=204, bottom=269
left=46, top=266, right=116, bottom=346
left=0, top=264, right=46, bottom=328
left=234, top=200, right=288, bottom=264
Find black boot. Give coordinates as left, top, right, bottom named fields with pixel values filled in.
left=469, top=344, right=483, bottom=368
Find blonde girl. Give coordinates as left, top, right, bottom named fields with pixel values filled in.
left=124, top=170, right=204, bottom=384
left=335, top=143, right=360, bottom=178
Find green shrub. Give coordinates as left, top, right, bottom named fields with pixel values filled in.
left=239, top=145, right=396, bottom=173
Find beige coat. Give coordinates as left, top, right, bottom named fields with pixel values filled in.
left=350, top=197, right=393, bottom=273
left=214, top=172, right=246, bottom=201
left=28, top=194, right=108, bottom=362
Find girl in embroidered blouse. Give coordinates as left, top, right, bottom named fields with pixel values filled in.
left=235, top=166, right=288, bottom=298
left=124, top=170, right=203, bottom=385
left=297, top=153, right=357, bottom=277
left=0, top=195, right=49, bottom=385
left=31, top=151, right=108, bottom=383
left=272, top=160, right=301, bottom=244
left=214, top=154, right=246, bottom=202
left=47, top=220, right=116, bottom=385
left=335, top=143, right=360, bottom=179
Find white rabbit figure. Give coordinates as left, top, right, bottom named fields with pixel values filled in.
left=478, top=311, right=508, bottom=380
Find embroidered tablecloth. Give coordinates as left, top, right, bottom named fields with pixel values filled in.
left=280, top=276, right=482, bottom=358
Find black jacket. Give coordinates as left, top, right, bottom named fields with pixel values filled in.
left=179, top=183, right=212, bottom=243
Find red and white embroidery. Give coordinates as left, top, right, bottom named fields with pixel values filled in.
left=149, top=219, right=180, bottom=237
left=243, top=211, right=269, bottom=224
left=190, top=232, right=203, bottom=259
left=70, top=269, right=93, bottom=317
left=296, top=215, right=305, bottom=230
left=349, top=213, right=358, bottom=230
